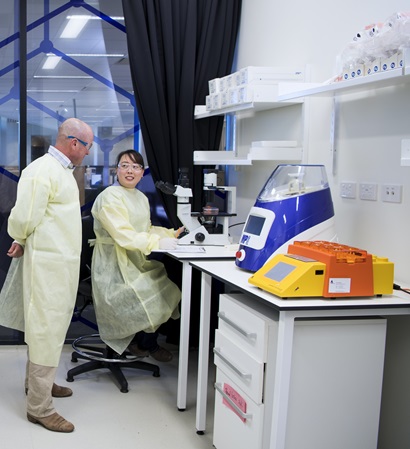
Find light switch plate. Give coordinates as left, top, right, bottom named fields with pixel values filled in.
left=359, top=183, right=377, bottom=201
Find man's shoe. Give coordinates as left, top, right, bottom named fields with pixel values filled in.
left=25, top=383, right=73, bottom=398
left=51, top=383, right=73, bottom=398
left=127, top=344, right=149, bottom=358
left=27, top=412, right=74, bottom=433
left=150, top=346, right=173, bottom=362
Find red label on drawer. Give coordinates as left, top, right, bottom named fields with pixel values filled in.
left=223, top=383, right=247, bottom=423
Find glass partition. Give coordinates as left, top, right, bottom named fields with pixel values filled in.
left=0, top=0, right=140, bottom=195
left=0, top=0, right=142, bottom=342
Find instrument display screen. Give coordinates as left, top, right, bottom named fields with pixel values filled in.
left=264, top=261, right=296, bottom=282
left=244, top=214, right=265, bottom=236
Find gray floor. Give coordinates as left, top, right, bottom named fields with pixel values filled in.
left=0, top=342, right=215, bottom=448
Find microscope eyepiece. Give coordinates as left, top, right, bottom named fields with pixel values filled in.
left=178, top=167, right=190, bottom=188
left=155, top=180, right=177, bottom=195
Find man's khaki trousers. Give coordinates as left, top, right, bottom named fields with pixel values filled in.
left=25, top=360, right=56, bottom=417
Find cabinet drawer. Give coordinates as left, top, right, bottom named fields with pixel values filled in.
left=214, top=329, right=264, bottom=404
left=213, top=369, right=264, bottom=449
left=218, top=293, right=277, bottom=362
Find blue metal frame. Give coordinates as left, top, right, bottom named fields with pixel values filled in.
left=0, top=0, right=140, bottom=162
left=0, top=166, right=19, bottom=182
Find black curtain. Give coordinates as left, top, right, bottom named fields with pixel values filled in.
left=122, top=0, right=242, bottom=227
left=0, top=170, right=17, bottom=290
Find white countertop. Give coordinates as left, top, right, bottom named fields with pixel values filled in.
left=161, top=245, right=237, bottom=260
left=190, top=259, right=410, bottom=312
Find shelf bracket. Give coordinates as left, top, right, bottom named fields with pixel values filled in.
left=330, top=96, right=339, bottom=175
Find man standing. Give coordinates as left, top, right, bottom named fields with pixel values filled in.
left=0, top=118, right=94, bottom=432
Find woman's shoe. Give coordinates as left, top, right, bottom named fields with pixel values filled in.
left=127, top=344, right=149, bottom=357
left=149, top=346, right=173, bottom=362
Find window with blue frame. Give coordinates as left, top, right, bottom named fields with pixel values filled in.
left=0, top=0, right=141, bottom=177
left=0, top=0, right=148, bottom=343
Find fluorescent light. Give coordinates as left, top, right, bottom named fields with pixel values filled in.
left=60, top=15, right=125, bottom=39
left=83, top=115, right=117, bottom=118
left=46, top=52, right=125, bottom=58
left=34, top=75, right=93, bottom=79
left=42, top=52, right=125, bottom=70
left=66, top=53, right=126, bottom=58
left=42, top=55, right=62, bottom=69
left=67, top=16, right=124, bottom=21
left=60, top=15, right=91, bottom=38
left=28, top=89, right=78, bottom=93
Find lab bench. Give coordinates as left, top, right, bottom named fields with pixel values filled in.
left=190, top=259, right=410, bottom=449
left=160, top=246, right=236, bottom=412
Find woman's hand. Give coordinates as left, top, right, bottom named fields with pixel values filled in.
left=174, top=226, right=186, bottom=238
left=159, top=238, right=178, bottom=250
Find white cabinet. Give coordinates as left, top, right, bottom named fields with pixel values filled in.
left=213, top=293, right=278, bottom=449
left=214, top=369, right=266, bottom=449
left=213, top=293, right=388, bottom=449
left=284, top=318, right=387, bottom=449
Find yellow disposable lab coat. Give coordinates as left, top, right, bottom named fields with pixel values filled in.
left=91, top=185, right=181, bottom=355
left=0, top=153, right=81, bottom=367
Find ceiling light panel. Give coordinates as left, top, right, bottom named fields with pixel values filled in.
left=66, top=53, right=126, bottom=58
left=34, top=75, right=93, bottom=79
left=27, top=90, right=78, bottom=93
left=42, top=55, right=62, bottom=69
left=60, top=15, right=91, bottom=38
left=60, top=15, right=124, bottom=39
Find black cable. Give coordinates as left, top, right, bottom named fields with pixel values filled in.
left=393, top=283, right=410, bottom=295
left=228, top=221, right=245, bottom=229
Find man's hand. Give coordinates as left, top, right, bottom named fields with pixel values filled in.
left=7, top=242, right=24, bottom=258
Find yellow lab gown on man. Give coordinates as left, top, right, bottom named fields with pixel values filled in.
left=0, top=153, right=81, bottom=367
left=91, top=185, right=181, bottom=355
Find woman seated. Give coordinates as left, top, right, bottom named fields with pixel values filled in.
left=91, top=149, right=182, bottom=362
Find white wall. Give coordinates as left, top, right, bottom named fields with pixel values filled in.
left=230, top=0, right=410, bottom=284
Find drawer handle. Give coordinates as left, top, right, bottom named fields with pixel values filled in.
left=215, top=383, right=253, bottom=419
left=213, top=348, right=252, bottom=380
left=218, top=312, right=257, bottom=340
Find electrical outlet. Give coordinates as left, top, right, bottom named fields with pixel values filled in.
left=359, top=183, right=377, bottom=201
left=340, top=182, right=356, bottom=199
left=381, top=184, right=402, bottom=203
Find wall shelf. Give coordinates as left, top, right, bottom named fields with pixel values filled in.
left=194, top=81, right=316, bottom=119
left=194, top=97, right=304, bottom=119
left=248, top=146, right=302, bottom=162
left=193, top=151, right=252, bottom=165
left=193, top=147, right=302, bottom=165
left=193, top=59, right=410, bottom=167
left=194, top=67, right=313, bottom=165
left=278, top=66, right=410, bottom=102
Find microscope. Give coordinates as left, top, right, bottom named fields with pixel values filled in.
left=156, top=168, right=236, bottom=246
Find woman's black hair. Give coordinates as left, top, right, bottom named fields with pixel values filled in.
left=116, top=149, right=144, bottom=167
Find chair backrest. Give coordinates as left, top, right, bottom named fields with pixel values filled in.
left=72, top=214, right=98, bottom=332
left=79, top=214, right=95, bottom=281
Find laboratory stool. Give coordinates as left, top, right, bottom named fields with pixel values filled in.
left=66, top=333, right=160, bottom=393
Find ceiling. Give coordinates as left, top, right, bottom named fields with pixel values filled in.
left=0, top=0, right=135, bottom=136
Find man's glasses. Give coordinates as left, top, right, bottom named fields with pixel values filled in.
left=117, top=162, right=144, bottom=172
left=68, top=135, right=92, bottom=149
